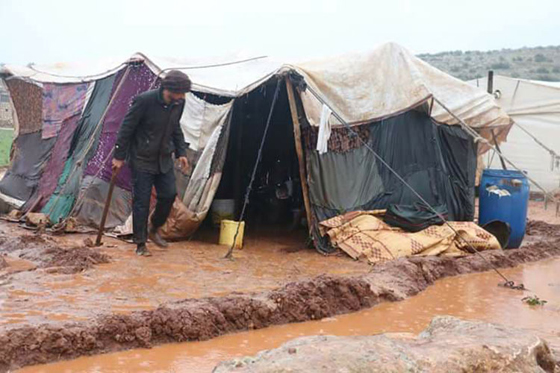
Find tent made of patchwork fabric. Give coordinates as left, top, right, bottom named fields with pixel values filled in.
left=0, top=43, right=514, bottom=255
left=320, top=211, right=500, bottom=264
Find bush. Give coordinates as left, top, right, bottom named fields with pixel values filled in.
left=535, top=53, right=546, bottom=62
left=490, top=62, right=511, bottom=70
left=511, top=72, right=520, bottom=78
left=552, top=66, right=560, bottom=73
left=536, top=67, right=550, bottom=74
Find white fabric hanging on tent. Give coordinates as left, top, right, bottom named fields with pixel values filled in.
left=316, top=104, right=332, bottom=154
left=180, top=93, right=233, bottom=151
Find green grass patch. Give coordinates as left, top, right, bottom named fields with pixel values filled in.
left=0, top=129, right=14, bottom=166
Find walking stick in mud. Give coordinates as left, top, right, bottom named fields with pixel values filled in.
left=95, top=169, right=119, bottom=246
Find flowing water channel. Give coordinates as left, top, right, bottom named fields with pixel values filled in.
left=19, top=257, right=560, bottom=373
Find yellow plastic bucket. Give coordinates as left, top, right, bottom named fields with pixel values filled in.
left=219, top=220, right=245, bottom=249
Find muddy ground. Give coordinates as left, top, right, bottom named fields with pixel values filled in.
left=0, top=213, right=559, bottom=371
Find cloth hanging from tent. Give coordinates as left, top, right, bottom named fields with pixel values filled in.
left=159, top=109, right=232, bottom=239
left=41, top=73, right=120, bottom=223
left=0, top=132, right=56, bottom=201
left=180, top=93, right=233, bottom=151
left=84, top=64, right=156, bottom=192
left=42, top=82, right=89, bottom=139
left=320, top=211, right=500, bottom=264
left=33, top=113, right=81, bottom=211
left=316, top=104, right=332, bottom=154
left=5, top=79, right=43, bottom=134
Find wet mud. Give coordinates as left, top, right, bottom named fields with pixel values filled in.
left=0, top=234, right=110, bottom=275
left=527, top=220, right=560, bottom=238
left=2, top=229, right=560, bottom=372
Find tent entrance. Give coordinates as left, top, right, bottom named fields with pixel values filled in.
left=214, top=79, right=305, bottom=233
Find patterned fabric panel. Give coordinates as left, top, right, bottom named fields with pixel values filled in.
left=42, top=83, right=89, bottom=139
left=302, top=124, right=370, bottom=153
left=5, top=79, right=43, bottom=134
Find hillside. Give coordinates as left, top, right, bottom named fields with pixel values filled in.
left=418, top=45, right=560, bottom=82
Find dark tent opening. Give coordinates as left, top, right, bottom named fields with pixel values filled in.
left=210, top=78, right=306, bottom=237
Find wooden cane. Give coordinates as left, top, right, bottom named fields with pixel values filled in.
left=95, top=169, right=119, bottom=246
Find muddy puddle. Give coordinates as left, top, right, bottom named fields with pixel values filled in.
left=19, top=257, right=560, bottom=373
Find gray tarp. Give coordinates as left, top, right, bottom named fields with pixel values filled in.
left=0, top=132, right=56, bottom=201
left=306, top=109, right=477, bottom=226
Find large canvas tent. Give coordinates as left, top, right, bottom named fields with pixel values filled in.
left=470, top=75, right=560, bottom=192
left=0, top=43, right=511, bottom=253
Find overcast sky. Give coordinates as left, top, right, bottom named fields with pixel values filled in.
left=1, top=0, right=559, bottom=65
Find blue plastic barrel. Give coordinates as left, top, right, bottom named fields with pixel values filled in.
left=479, top=169, right=529, bottom=248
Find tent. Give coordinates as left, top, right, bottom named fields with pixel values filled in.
left=0, top=43, right=511, bottom=253
left=469, top=75, right=560, bottom=193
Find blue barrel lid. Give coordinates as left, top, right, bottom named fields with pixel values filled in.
left=482, top=169, right=527, bottom=179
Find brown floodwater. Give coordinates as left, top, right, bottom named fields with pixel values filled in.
left=19, top=257, right=560, bottom=373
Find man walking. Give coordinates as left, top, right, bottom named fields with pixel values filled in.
left=112, top=70, right=191, bottom=256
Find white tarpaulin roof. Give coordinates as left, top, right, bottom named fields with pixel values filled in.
left=292, top=43, right=511, bottom=130
left=1, top=43, right=511, bottom=131
left=469, top=75, right=560, bottom=191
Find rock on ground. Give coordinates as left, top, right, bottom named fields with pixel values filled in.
left=214, top=316, right=557, bottom=373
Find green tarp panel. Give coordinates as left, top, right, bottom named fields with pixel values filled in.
left=42, top=72, right=119, bottom=223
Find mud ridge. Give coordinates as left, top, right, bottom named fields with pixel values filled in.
left=527, top=220, right=560, bottom=238
left=0, top=234, right=110, bottom=275
left=1, top=238, right=560, bottom=371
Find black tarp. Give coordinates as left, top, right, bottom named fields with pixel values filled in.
left=307, top=109, right=477, bottom=227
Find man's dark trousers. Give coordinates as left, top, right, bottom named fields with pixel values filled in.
left=132, top=167, right=176, bottom=245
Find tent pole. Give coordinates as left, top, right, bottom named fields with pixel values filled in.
left=487, top=70, right=507, bottom=170
left=285, top=77, right=314, bottom=235
left=432, top=96, right=559, bottom=205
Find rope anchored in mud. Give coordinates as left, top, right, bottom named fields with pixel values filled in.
left=300, top=79, right=526, bottom=291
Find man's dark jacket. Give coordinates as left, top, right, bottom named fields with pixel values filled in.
left=114, top=88, right=188, bottom=174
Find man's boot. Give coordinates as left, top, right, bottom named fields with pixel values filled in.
left=149, top=227, right=169, bottom=248
left=136, top=243, right=152, bottom=257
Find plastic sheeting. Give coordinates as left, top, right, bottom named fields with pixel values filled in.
left=0, top=132, right=56, bottom=201
left=84, top=64, right=157, bottom=192
left=307, top=110, right=477, bottom=225
left=42, top=73, right=119, bottom=223
left=2, top=44, right=511, bottom=137
left=33, top=114, right=81, bottom=211
left=293, top=43, right=511, bottom=135
left=73, top=175, right=132, bottom=228
left=470, top=75, right=560, bottom=192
